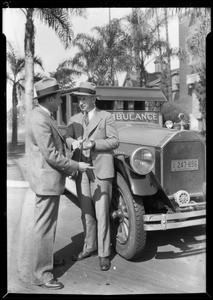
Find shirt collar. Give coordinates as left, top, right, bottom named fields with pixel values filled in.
left=38, top=104, right=51, bottom=116
left=87, top=107, right=96, bottom=120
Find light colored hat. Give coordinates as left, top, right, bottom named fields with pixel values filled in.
left=72, top=81, right=96, bottom=96
left=33, top=77, right=60, bottom=99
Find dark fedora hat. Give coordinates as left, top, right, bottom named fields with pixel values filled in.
left=33, top=77, right=61, bottom=99
left=72, top=81, right=97, bottom=96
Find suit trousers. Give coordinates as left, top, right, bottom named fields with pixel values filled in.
left=76, top=172, right=112, bottom=257
left=31, top=194, right=60, bottom=285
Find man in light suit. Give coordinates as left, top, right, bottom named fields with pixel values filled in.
left=26, top=77, right=94, bottom=290
left=65, top=81, right=119, bottom=271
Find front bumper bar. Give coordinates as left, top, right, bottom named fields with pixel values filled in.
left=143, top=209, right=206, bottom=231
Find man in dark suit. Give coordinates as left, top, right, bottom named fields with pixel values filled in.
left=26, top=77, right=94, bottom=290
left=65, top=81, right=119, bottom=271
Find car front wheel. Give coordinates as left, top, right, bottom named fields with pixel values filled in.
left=110, top=172, right=146, bottom=260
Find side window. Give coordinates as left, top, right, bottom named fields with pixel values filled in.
left=123, top=101, right=134, bottom=110
left=61, top=96, right=67, bottom=124
left=96, top=100, right=114, bottom=110
left=123, top=101, right=128, bottom=110
left=114, top=101, right=123, bottom=110
left=72, top=95, right=81, bottom=115
left=134, top=101, right=145, bottom=110
left=128, top=101, right=134, bottom=110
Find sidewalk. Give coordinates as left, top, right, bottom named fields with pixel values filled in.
left=7, top=139, right=28, bottom=186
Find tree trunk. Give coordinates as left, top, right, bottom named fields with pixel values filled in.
left=11, top=84, right=18, bottom=147
left=155, top=8, right=164, bottom=72
left=164, top=9, right=173, bottom=102
left=110, top=57, right=114, bottom=86
left=134, top=50, right=141, bottom=87
left=24, top=8, right=35, bottom=129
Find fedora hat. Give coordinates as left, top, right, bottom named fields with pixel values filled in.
left=33, top=77, right=60, bottom=99
left=72, top=81, right=96, bottom=96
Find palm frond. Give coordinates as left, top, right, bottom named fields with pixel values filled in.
left=35, top=8, right=74, bottom=48
left=33, top=56, right=44, bottom=69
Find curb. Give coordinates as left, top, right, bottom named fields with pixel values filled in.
left=7, top=180, right=29, bottom=188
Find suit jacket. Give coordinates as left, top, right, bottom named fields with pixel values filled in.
left=26, top=106, right=79, bottom=195
left=65, top=108, right=119, bottom=179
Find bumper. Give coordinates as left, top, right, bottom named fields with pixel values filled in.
left=143, top=209, right=206, bottom=231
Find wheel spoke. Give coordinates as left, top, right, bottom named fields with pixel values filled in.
left=118, top=223, right=122, bottom=233
left=123, top=222, right=129, bottom=237
left=116, top=225, right=123, bottom=243
left=120, top=223, right=128, bottom=241
left=123, top=217, right=129, bottom=229
left=118, top=194, right=123, bottom=207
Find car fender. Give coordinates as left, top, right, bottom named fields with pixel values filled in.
left=114, top=156, right=160, bottom=196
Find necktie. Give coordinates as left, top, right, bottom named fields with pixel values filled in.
left=84, top=112, right=89, bottom=126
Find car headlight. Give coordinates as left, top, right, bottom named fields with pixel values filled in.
left=130, top=147, right=155, bottom=175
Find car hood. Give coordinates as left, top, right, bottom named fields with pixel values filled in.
left=117, top=123, right=177, bottom=148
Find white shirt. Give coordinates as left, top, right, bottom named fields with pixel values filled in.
left=38, top=104, right=51, bottom=117
left=87, top=107, right=96, bottom=121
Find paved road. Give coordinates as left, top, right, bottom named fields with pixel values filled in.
left=7, top=184, right=206, bottom=295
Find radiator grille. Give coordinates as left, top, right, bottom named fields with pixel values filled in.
left=162, top=141, right=205, bottom=196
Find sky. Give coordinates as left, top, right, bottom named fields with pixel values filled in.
left=3, top=7, right=179, bottom=111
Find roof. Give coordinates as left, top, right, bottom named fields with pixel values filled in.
left=61, top=85, right=167, bottom=103
left=96, top=86, right=167, bottom=102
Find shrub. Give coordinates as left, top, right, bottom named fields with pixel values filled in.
left=161, top=102, right=190, bottom=124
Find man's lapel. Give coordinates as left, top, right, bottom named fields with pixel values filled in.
left=87, top=108, right=103, bottom=134
left=50, top=118, right=65, bottom=141
left=37, top=107, right=65, bottom=141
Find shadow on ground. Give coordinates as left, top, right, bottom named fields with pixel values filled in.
left=53, top=232, right=117, bottom=280
left=132, top=225, right=206, bottom=262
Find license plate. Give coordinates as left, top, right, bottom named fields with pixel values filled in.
left=171, top=159, right=198, bottom=172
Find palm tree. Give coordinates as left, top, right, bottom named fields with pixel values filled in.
left=154, top=8, right=164, bottom=73
left=71, top=33, right=104, bottom=84
left=70, top=19, right=132, bottom=86
left=164, top=8, right=173, bottom=102
left=50, top=60, right=81, bottom=90
left=19, top=8, right=86, bottom=127
left=122, top=8, right=168, bottom=87
left=185, top=8, right=210, bottom=73
left=92, top=18, right=132, bottom=85
left=7, top=41, right=43, bottom=147
left=185, top=8, right=210, bottom=128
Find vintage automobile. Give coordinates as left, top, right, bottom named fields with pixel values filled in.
left=56, top=85, right=206, bottom=260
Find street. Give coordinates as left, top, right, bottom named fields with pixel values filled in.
left=7, top=184, right=206, bottom=295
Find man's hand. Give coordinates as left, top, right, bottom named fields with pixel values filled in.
left=72, top=138, right=86, bottom=150
left=82, top=140, right=95, bottom=150
left=78, top=162, right=95, bottom=172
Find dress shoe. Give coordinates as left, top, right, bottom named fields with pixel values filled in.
left=54, top=258, right=65, bottom=267
left=99, top=256, right=111, bottom=271
left=40, top=279, right=64, bottom=290
left=72, top=250, right=97, bottom=261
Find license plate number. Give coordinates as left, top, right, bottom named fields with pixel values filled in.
left=171, top=159, right=198, bottom=172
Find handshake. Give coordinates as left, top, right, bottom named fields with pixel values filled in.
left=71, top=138, right=95, bottom=174
left=72, top=138, right=95, bottom=150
